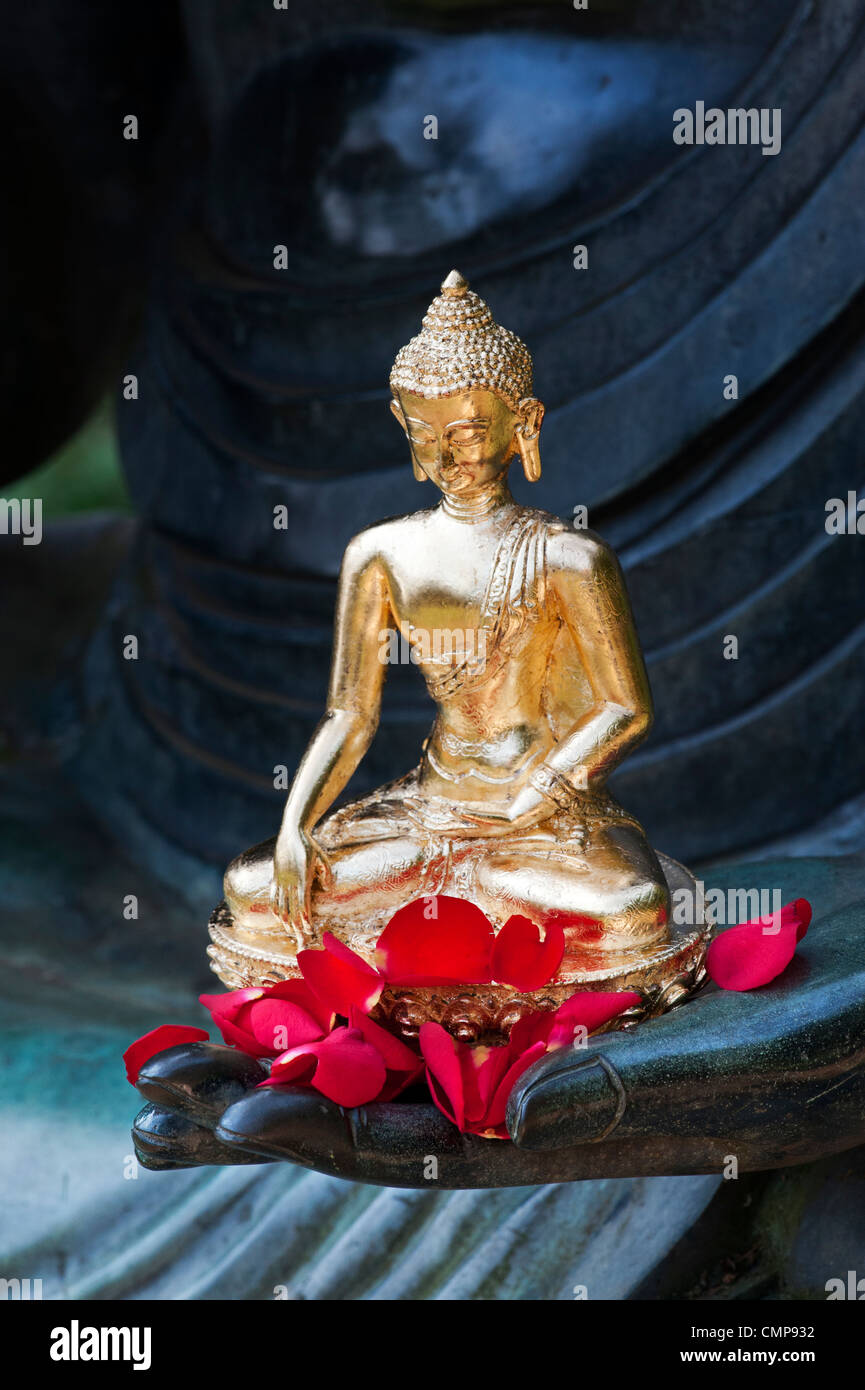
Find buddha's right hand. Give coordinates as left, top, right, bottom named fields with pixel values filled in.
left=271, top=826, right=332, bottom=948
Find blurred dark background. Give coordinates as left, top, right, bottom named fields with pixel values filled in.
left=6, top=0, right=865, bottom=888
left=2, top=0, right=865, bottom=1302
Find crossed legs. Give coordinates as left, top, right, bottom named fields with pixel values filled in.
left=224, top=820, right=669, bottom=954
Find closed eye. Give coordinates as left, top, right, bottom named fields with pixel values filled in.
left=450, top=431, right=486, bottom=446
left=405, top=418, right=436, bottom=441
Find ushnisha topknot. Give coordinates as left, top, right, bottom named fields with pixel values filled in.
left=390, top=270, right=533, bottom=412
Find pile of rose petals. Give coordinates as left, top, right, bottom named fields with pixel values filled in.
left=124, top=893, right=813, bottom=1138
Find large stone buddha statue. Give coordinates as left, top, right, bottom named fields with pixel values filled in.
left=209, top=271, right=706, bottom=1033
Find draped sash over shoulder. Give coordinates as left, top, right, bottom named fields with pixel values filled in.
left=424, top=509, right=557, bottom=702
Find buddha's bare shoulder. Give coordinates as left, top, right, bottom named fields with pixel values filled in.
left=339, top=509, right=438, bottom=572
left=545, top=523, right=623, bottom=582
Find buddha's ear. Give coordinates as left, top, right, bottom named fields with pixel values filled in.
left=517, top=397, right=544, bottom=438
left=516, top=397, right=544, bottom=482
left=389, top=397, right=407, bottom=431
left=390, top=397, right=427, bottom=482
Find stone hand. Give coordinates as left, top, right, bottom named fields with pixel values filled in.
left=132, top=904, right=865, bottom=1185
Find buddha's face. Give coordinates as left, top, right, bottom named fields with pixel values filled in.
left=390, top=389, right=542, bottom=495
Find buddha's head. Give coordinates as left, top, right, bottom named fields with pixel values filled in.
left=389, top=270, right=543, bottom=495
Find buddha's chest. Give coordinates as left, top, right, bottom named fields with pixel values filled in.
left=385, top=509, right=558, bottom=669
left=389, top=572, right=559, bottom=684
left=388, top=540, right=499, bottom=628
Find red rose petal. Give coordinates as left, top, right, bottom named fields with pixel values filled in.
left=376, top=896, right=495, bottom=986
left=348, top=1009, right=423, bottom=1100
left=421, top=1029, right=548, bottom=1137
left=546, top=991, right=641, bottom=1048
left=348, top=1007, right=420, bottom=1072
left=376, top=1071, right=423, bottom=1103
left=199, top=981, right=338, bottom=1057
left=206, top=1012, right=276, bottom=1058
left=484, top=1040, right=548, bottom=1133
left=309, top=1038, right=387, bottom=1106
left=123, top=1025, right=209, bottom=1085
left=199, top=987, right=264, bottom=1026
left=262, top=978, right=337, bottom=1033
left=507, top=1008, right=558, bottom=1054
left=789, top=898, right=812, bottom=940
left=265, top=1026, right=387, bottom=1107
left=706, top=898, right=812, bottom=992
left=491, top=915, right=565, bottom=991
left=419, top=1021, right=465, bottom=1129
left=243, top=997, right=327, bottom=1054
left=259, top=1052, right=317, bottom=1088
left=460, top=1044, right=508, bottom=1125
left=298, top=932, right=383, bottom=1017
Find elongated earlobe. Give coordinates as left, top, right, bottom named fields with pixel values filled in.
left=390, top=396, right=427, bottom=482
left=518, top=434, right=541, bottom=483
left=516, top=397, right=544, bottom=482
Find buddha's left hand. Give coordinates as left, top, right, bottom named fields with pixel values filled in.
left=462, top=785, right=552, bottom=833
left=131, top=897, right=865, bottom=1184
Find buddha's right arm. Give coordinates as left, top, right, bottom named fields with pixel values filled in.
left=279, top=533, right=392, bottom=837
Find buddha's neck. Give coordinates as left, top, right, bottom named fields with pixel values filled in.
left=439, top=477, right=514, bottom=522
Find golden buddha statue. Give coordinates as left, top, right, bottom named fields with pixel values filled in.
left=208, top=271, right=708, bottom=1039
